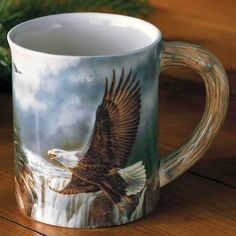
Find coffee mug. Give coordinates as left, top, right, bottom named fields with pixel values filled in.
left=8, top=13, right=228, bottom=228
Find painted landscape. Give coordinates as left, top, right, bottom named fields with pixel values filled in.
left=12, top=49, right=159, bottom=227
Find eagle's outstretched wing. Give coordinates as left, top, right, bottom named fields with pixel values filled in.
left=85, top=68, right=141, bottom=167
left=49, top=174, right=99, bottom=194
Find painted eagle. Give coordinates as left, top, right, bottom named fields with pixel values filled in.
left=48, top=68, right=146, bottom=210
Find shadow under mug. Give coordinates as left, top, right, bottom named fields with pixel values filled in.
left=7, top=13, right=229, bottom=228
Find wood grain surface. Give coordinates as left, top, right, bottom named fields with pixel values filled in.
left=159, top=77, right=236, bottom=187
left=150, top=0, right=236, bottom=69
left=150, top=0, right=236, bottom=94
left=1, top=75, right=235, bottom=235
left=0, top=0, right=236, bottom=235
left=0, top=217, right=40, bottom=236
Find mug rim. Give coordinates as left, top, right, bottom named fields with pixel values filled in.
left=7, top=12, right=162, bottom=58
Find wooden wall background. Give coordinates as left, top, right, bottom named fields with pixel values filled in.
left=150, top=0, right=236, bottom=92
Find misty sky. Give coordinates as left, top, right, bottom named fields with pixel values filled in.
left=13, top=48, right=159, bottom=164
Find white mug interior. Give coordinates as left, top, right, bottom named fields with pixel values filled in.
left=8, top=13, right=161, bottom=57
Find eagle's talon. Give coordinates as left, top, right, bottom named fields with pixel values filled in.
left=46, top=69, right=144, bottom=208
left=49, top=185, right=61, bottom=193
left=123, top=195, right=132, bottom=203
left=116, top=202, right=126, bottom=212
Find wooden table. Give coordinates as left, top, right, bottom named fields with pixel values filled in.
left=0, top=0, right=235, bottom=235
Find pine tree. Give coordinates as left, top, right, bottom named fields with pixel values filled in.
left=0, top=0, right=153, bottom=90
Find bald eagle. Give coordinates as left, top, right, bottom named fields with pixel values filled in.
left=48, top=68, right=146, bottom=210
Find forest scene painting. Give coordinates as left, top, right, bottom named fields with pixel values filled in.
left=12, top=49, right=160, bottom=228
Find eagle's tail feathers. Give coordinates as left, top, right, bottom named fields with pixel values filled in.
left=118, top=161, right=146, bottom=196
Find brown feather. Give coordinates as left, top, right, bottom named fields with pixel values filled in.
left=84, top=68, right=141, bottom=167
left=57, top=69, right=142, bottom=205
left=50, top=174, right=99, bottom=195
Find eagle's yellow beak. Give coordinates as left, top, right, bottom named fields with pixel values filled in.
left=48, top=150, right=57, bottom=160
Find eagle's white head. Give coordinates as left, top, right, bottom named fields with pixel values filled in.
left=48, top=148, right=82, bottom=168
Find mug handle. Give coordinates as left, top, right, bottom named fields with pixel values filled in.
left=159, top=41, right=229, bottom=187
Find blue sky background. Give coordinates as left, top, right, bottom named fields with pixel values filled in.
left=13, top=48, right=160, bottom=173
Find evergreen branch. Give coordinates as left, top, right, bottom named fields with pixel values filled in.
left=0, top=0, right=154, bottom=90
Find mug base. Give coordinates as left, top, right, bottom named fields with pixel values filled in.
left=19, top=195, right=159, bottom=229
left=16, top=180, right=159, bottom=228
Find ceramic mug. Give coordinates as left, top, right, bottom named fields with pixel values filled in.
left=8, top=13, right=228, bottom=228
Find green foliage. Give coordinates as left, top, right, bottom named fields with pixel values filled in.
left=0, top=0, right=153, bottom=90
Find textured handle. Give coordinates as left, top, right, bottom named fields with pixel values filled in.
left=159, top=41, right=229, bottom=187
